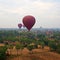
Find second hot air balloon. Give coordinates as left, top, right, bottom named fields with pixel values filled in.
left=18, top=23, right=22, bottom=29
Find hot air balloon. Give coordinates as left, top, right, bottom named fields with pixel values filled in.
left=22, top=15, right=36, bottom=31
left=18, top=23, right=22, bottom=29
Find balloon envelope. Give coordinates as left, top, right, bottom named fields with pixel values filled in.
left=18, top=23, right=22, bottom=28
left=23, top=15, right=36, bottom=31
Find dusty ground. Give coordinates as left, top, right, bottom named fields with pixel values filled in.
left=0, top=44, right=60, bottom=60
left=0, top=43, right=5, bottom=46
left=7, top=47, right=60, bottom=60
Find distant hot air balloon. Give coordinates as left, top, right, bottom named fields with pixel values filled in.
left=22, top=15, right=36, bottom=31
left=18, top=23, right=22, bottom=29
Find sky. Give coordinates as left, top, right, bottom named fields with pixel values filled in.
left=0, top=0, right=60, bottom=28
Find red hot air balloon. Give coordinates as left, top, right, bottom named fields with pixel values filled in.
left=18, top=23, right=22, bottom=29
left=22, top=15, right=36, bottom=31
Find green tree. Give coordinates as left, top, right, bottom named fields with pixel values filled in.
left=8, top=44, right=13, bottom=55
left=48, top=41, right=57, bottom=51
left=16, top=43, right=24, bottom=55
left=0, top=46, right=7, bottom=60
left=56, top=43, right=60, bottom=53
left=27, top=45, right=36, bottom=54
left=40, top=41, right=45, bottom=49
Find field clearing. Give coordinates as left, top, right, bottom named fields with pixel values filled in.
left=7, top=47, right=60, bottom=60
left=0, top=44, right=60, bottom=60
left=0, top=43, right=5, bottom=46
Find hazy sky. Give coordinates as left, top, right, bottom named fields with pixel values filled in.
left=0, top=0, right=60, bottom=28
